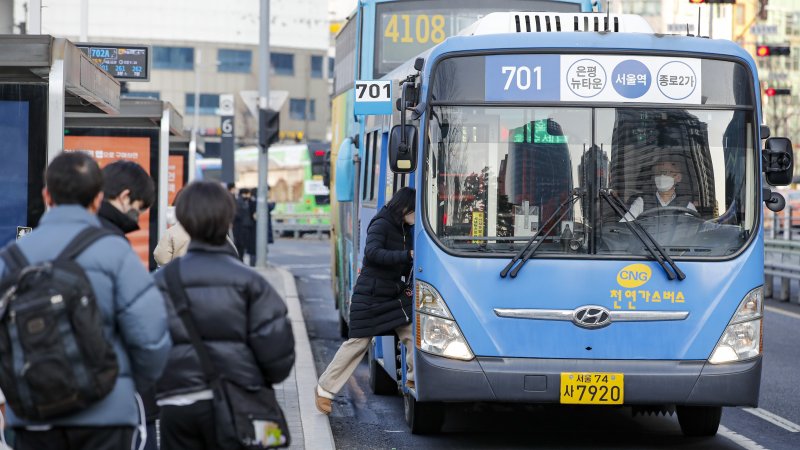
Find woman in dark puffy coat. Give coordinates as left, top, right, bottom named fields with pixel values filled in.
left=153, top=181, right=295, bottom=449
left=315, top=187, right=415, bottom=415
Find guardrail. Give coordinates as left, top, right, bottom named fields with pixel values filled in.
left=764, top=206, right=799, bottom=303
left=272, top=213, right=330, bottom=239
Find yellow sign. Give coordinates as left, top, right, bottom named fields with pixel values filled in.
left=560, top=372, right=624, bottom=405
left=471, top=211, right=485, bottom=240
left=610, top=289, right=685, bottom=310
left=616, top=263, right=652, bottom=288
left=384, top=14, right=446, bottom=45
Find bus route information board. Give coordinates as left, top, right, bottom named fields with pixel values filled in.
left=77, top=44, right=150, bottom=81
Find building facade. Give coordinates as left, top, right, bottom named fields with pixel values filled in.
left=12, top=0, right=333, bottom=145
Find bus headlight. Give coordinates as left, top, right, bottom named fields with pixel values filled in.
left=415, top=280, right=474, bottom=361
left=708, top=287, right=763, bottom=364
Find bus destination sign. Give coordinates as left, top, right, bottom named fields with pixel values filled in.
left=77, top=44, right=150, bottom=81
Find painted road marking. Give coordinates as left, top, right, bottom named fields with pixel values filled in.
left=742, top=407, right=800, bottom=432
left=718, top=425, right=768, bottom=450
left=765, top=305, right=800, bottom=320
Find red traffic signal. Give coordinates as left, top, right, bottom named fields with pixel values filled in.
left=765, top=88, right=791, bottom=97
left=756, top=45, right=790, bottom=57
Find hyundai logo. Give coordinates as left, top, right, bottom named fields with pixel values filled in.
left=572, top=305, right=612, bottom=329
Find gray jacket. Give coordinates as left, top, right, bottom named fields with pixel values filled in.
left=0, top=206, right=172, bottom=427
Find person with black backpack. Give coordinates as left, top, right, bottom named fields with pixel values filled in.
left=154, top=181, right=295, bottom=449
left=0, top=152, right=171, bottom=450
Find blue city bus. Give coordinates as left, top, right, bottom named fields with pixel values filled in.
left=330, top=0, right=597, bottom=343
left=334, top=10, right=795, bottom=436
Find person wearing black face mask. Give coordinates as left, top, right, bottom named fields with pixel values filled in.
left=98, top=160, right=155, bottom=238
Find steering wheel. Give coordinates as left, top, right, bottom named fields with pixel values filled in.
left=638, top=206, right=701, bottom=219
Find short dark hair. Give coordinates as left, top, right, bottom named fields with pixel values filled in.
left=239, top=188, right=251, bottom=196
left=384, top=187, right=416, bottom=223
left=227, top=182, right=236, bottom=190
left=176, top=181, right=236, bottom=246
left=45, top=152, right=104, bottom=207
left=102, top=160, right=155, bottom=209
left=250, top=188, right=258, bottom=197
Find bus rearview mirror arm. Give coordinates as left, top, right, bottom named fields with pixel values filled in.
left=763, top=188, right=786, bottom=213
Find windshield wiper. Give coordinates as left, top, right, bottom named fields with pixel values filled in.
left=500, top=189, right=581, bottom=279
left=600, top=189, right=685, bottom=281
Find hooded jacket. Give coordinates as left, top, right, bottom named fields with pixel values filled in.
left=348, top=207, right=413, bottom=338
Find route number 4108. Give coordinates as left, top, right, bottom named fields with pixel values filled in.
left=502, top=65, right=542, bottom=91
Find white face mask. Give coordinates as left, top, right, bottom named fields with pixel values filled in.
left=654, top=175, right=675, bottom=193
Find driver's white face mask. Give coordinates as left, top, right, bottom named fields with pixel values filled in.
left=654, top=175, right=675, bottom=193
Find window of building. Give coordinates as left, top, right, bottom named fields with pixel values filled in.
left=271, top=53, right=294, bottom=76
left=328, top=57, right=335, bottom=79
left=309, top=99, right=316, bottom=121
left=153, top=46, right=194, bottom=70
left=185, top=93, right=220, bottom=115
left=290, top=99, right=307, bottom=120
left=123, top=91, right=160, bottom=100
left=311, top=55, right=324, bottom=78
left=218, top=49, right=252, bottom=73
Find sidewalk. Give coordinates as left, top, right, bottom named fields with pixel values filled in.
left=257, top=265, right=335, bottom=450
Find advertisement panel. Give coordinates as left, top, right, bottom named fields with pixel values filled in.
left=64, top=135, right=152, bottom=266
left=168, top=155, right=185, bottom=206
left=0, top=101, right=30, bottom=246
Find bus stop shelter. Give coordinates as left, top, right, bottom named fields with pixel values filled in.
left=0, top=35, right=119, bottom=246
left=65, top=98, right=183, bottom=269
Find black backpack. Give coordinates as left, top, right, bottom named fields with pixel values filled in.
left=0, top=227, right=120, bottom=420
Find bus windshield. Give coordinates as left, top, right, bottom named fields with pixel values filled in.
left=426, top=106, right=757, bottom=258
left=374, top=0, right=583, bottom=77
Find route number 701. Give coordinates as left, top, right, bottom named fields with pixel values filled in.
left=502, top=65, right=542, bottom=91
left=356, top=82, right=391, bottom=100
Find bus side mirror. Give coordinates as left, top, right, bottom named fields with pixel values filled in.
left=763, top=137, right=794, bottom=186
left=763, top=188, right=786, bottom=212
left=389, top=125, right=417, bottom=173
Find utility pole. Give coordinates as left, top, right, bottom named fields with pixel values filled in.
left=189, top=50, right=201, bottom=182
left=256, top=0, right=270, bottom=267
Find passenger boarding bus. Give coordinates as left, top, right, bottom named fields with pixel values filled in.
left=333, top=10, right=795, bottom=436
left=329, top=0, right=597, bottom=338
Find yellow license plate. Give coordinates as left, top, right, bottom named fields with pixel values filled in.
left=560, top=372, right=624, bottom=405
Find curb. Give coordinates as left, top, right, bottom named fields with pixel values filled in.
left=273, top=265, right=336, bottom=450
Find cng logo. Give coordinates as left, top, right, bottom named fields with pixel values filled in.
left=616, top=264, right=652, bottom=288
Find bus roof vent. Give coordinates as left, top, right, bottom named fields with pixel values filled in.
left=461, top=12, right=654, bottom=36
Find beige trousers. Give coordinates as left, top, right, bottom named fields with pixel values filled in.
left=318, top=324, right=414, bottom=396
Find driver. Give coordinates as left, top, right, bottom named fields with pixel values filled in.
left=622, top=158, right=696, bottom=221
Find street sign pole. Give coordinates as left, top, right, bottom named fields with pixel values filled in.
left=256, top=0, right=270, bottom=267
left=219, top=94, right=235, bottom=184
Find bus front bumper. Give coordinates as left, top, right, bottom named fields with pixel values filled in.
left=414, top=351, right=761, bottom=407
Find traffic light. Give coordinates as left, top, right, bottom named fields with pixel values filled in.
left=756, top=45, right=791, bottom=57
left=765, top=88, right=791, bottom=96
left=259, top=109, right=280, bottom=148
